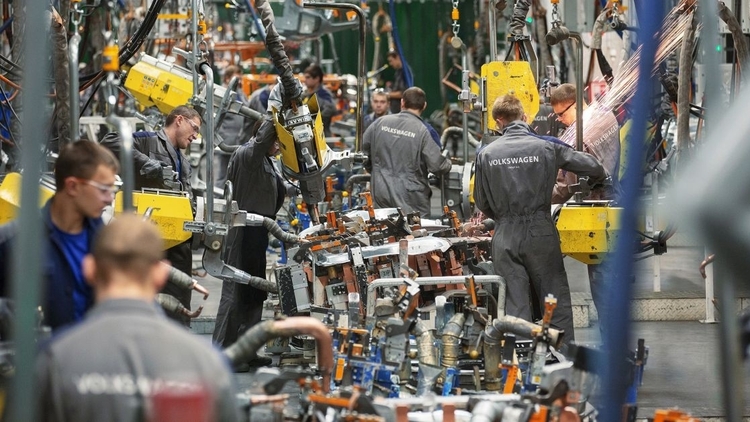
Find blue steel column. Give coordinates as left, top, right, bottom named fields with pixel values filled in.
left=8, top=4, right=50, bottom=422
left=599, top=2, right=663, bottom=422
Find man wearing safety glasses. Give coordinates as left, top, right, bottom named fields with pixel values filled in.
left=0, top=141, right=120, bottom=331
left=100, top=105, right=202, bottom=327
left=550, top=83, right=621, bottom=337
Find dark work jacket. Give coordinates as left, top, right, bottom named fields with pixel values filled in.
left=224, top=119, right=285, bottom=280
left=362, top=111, right=452, bottom=216
left=0, top=199, right=103, bottom=331
left=100, top=129, right=192, bottom=196
left=474, top=121, right=606, bottom=220
left=226, top=119, right=285, bottom=218
left=36, top=299, right=239, bottom=422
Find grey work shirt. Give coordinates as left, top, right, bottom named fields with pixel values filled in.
left=474, top=121, right=606, bottom=220
left=363, top=111, right=452, bottom=217
left=100, top=129, right=192, bottom=196
left=553, top=108, right=621, bottom=203
left=35, top=299, right=239, bottom=422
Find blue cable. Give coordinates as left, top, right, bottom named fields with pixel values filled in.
left=0, top=17, right=13, bottom=35
left=599, top=2, right=663, bottom=422
left=243, top=0, right=267, bottom=40
left=388, top=0, right=413, bottom=88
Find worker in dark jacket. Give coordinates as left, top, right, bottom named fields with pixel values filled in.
left=215, top=65, right=254, bottom=189
left=0, top=141, right=119, bottom=331
left=35, top=214, right=239, bottom=422
left=474, top=94, right=607, bottom=346
left=100, top=105, right=202, bottom=326
left=550, top=83, right=622, bottom=334
left=213, top=117, right=286, bottom=370
left=362, top=86, right=451, bottom=217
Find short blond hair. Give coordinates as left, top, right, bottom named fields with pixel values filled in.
left=491, top=94, right=525, bottom=122
left=91, top=213, right=165, bottom=283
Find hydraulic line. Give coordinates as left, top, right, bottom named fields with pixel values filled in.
left=51, top=8, right=71, bottom=147
left=156, top=293, right=203, bottom=318
left=344, top=173, right=371, bottom=193
left=254, top=0, right=302, bottom=108
left=718, top=2, right=748, bottom=85
left=224, top=317, right=334, bottom=392
left=370, top=8, right=394, bottom=73
left=676, top=10, right=696, bottom=159
left=79, top=0, right=167, bottom=87
left=592, top=8, right=615, bottom=86
left=509, top=0, right=531, bottom=36
left=259, top=215, right=301, bottom=244
left=484, top=315, right=563, bottom=349
left=440, top=126, right=479, bottom=150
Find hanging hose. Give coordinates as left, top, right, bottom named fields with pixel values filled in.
left=592, top=8, right=615, bottom=86
left=484, top=315, right=563, bottom=349
left=371, top=7, right=394, bottom=73
left=156, top=293, right=203, bottom=318
left=509, top=0, right=531, bottom=36
left=50, top=8, right=71, bottom=148
left=440, top=126, right=479, bottom=151
left=254, top=0, right=301, bottom=109
left=676, top=10, right=696, bottom=160
left=388, top=0, right=413, bottom=88
left=262, top=216, right=301, bottom=244
left=224, top=317, right=333, bottom=392
left=532, top=1, right=553, bottom=73
left=718, top=1, right=749, bottom=85
left=79, top=0, right=167, bottom=87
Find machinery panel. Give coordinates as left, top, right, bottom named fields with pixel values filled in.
left=123, top=57, right=195, bottom=115
left=0, top=173, right=55, bottom=225
left=557, top=204, right=621, bottom=264
left=481, top=61, right=540, bottom=132
left=120, top=191, right=194, bottom=249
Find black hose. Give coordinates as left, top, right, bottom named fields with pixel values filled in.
left=344, top=174, right=370, bottom=193
left=79, top=0, right=167, bottom=85
left=167, top=266, right=194, bottom=290
left=510, top=0, right=530, bottom=36
left=262, top=216, right=300, bottom=243
left=255, top=0, right=301, bottom=108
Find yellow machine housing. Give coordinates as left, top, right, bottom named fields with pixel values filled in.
left=113, top=190, right=193, bottom=249
left=123, top=54, right=195, bottom=115
left=0, top=173, right=55, bottom=225
left=273, top=94, right=327, bottom=175
left=556, top=203, right=622, bottom=264
left=480, top=61, right=539, bottom=132
left=0, top=173, right=192, bottom=250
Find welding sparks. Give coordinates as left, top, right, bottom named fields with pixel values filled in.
left=558, top=3, right=697, bottom=160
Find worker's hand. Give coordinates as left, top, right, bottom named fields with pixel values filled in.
left=140, top=158, right=165, bottom=177
left=255, top=117, right=277, bottom=145
left=462, top=222, right=485, bottom=236
left=191, top=280, right=210, bottom=300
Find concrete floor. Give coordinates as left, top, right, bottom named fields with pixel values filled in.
left=190, top=244, right=750, bottom=418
